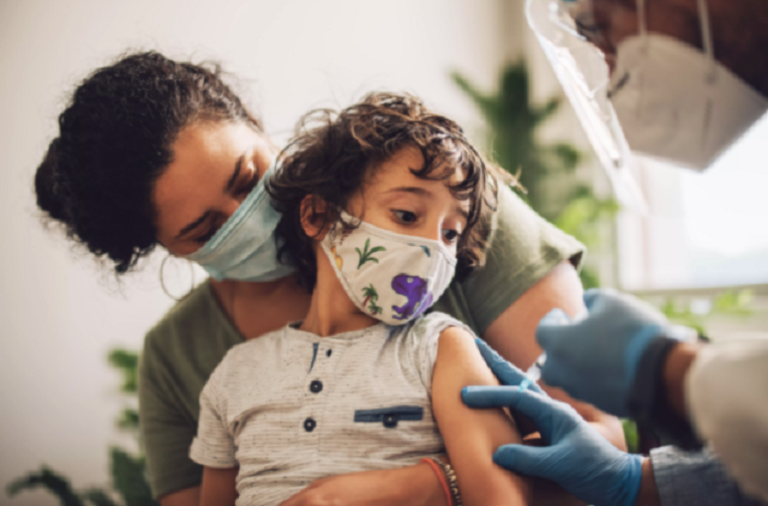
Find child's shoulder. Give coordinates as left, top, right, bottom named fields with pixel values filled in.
left=407, top=311, right=477, bottom=342
left=400, top=312, right=480, bottom=390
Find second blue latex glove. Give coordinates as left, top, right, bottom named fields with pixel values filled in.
left=463, top=339, right=643, bottom=506
left=536, top=288, right=674, bottom=416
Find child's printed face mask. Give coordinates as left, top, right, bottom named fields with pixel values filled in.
left=321, top=211, right=458, bottom=325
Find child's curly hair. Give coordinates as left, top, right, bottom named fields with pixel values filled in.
left=267, top=92, right=504, bottom=291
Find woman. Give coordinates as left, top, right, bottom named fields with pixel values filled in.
left=35, top=51, right=624, bottom=506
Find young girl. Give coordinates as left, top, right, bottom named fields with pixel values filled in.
left=189, top=92, right=530, bottom=506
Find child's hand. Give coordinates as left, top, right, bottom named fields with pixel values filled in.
left=279, top=464, right=445, bottom=506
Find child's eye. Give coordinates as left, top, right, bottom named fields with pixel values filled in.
left=443, top=229, right=460, bottom=243
left=393, top=210, right=417, bottom=224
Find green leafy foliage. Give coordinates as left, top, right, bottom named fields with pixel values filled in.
left=6, top=349, right=159, bottom=506
left=657, top=290, right=754, bottom=336
left=108, top=350, right=138, bottom=394
left=712, top=290, right=754, bottom=316
left=110, top=448, right=155, bottom=506
left=82, top=489, right=120, bottom=506
left=7, top=467, right=85, bottom=506
left=453, top=61, right=617, bottom=288
left=452, top=64, right=582, bottom=220
left=117, top=408, right=140, bottom=431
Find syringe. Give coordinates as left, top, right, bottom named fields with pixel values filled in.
left=518, top=352, right=547, bottom=392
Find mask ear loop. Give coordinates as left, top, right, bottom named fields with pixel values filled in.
left=696, top=0, right=717, bottom=82
left=160, top=253, right=197, bottom=302
left=636, top=0, right=648, bottom=52
left=695, top=0, right=716, bottom=146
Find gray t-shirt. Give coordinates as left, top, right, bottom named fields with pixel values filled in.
left=190, top=312, right=467, bottom=505
left=140, top=185, right=584, bottom=499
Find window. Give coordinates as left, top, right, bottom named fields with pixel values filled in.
left=617, top=113, right=768, bottom=291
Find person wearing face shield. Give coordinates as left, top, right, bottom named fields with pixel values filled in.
left=463, top=0, right=768, bottom=505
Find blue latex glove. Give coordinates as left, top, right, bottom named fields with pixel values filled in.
left=536, top=288, right=674, bottom=417
left=463, top=339, right=643, bottom=506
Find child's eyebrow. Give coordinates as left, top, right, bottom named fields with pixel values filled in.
left=386, top=186, right=470, bottom=219
left=385, top=186, right=430, bottom=196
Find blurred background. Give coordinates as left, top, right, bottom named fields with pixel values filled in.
left=1, top=1, right=766, bottom=505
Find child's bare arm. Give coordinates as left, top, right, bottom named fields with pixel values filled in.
left=431, top=327, right=531, bottom=506
left=200, top=466, right=238, bottom=506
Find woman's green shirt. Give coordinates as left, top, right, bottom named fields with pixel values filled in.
left=139, top=185, right=584, bottom=499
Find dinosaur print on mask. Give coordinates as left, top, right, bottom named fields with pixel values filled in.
left=391, top=274, right=433, bottom=321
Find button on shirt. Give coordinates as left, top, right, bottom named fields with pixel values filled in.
left=190, top=312, right=469, bottom=506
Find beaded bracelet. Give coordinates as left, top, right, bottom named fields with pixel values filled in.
left=420, top=457, right=463, bottom=506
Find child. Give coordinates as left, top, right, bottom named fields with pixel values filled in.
left=189, top=92, right=530, bottom=506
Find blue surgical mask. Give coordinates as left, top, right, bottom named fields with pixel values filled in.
left=185, top=159, right=296, bottom=282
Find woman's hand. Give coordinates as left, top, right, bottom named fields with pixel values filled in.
left=279, top=463, right=446, bottom=506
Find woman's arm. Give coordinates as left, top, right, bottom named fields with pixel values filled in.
left=482, top=261, right=626, bottom=450
left=200, top=467, right=238, bottom=506
left=432, top=326, right=531, bottom=506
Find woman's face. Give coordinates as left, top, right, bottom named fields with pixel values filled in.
left=153, top=120, right=277, bottom=256
left=574, top=0, right=702, bottom=75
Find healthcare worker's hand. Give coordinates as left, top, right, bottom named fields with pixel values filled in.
left=536, top=288, right=678, bottom=417
left=463, top=339, right=643, bottom=506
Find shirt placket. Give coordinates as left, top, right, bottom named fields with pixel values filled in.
left=300, top=339, right=338, bottom=452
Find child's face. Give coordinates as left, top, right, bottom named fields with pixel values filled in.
left=347, top=146, right=470, bottom=257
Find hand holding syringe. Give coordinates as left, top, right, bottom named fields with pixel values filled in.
left=518, top=352, right=547, bottom=392
left=519, top=308, right=589, bottom=391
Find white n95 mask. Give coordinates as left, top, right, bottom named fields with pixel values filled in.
left=185, top=159, right=296, bottom=282
left=321, top=211, right=457, bottom=326
left=607, top=1, right=768, bottom=170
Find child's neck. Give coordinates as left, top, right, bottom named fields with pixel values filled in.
left=299, top=246, right=379, bottom=337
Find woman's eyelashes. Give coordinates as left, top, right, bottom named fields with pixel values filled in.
left=237, top=165, right=259, bottom=195
left=194, top=227, right=217, bottom=244
left=190, top=161, right=259, bottom=245
left=194, top=215, right=228, bottom=244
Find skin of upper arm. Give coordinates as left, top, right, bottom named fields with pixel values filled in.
left=431, top=326, right=531, bottom=506
left=159, top=486, right=201, bottom=506
left=199, top=466, right=238, bottom=506
left=481, top=260, right=627, bottom=450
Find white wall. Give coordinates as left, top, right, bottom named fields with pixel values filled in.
left=0, top=1, right=523, bottom=504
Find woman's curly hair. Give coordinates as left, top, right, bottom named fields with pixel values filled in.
left=35, top=51, right=261, bottom=274
left=267, top=92, right=503, bottom=291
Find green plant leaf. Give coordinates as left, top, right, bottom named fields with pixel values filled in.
left=117, top=408, right=140, bottom=431
left=579, top=267, right=601, bottom=291
left=108, top=349, right=139, bottom=393
left=83, top=488, right=120, bottom=506
left=6, top=466, right=85, bottom=506
left=453, top=61, right=588, bottom=224
left=654, top=289, right=754, bottom=338
left=712, top=290, right=753, bottom=316
left=110, top=447, right=159, bottom=506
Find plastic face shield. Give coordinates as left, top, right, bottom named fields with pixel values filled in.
left=526, top=0, right=647, bottom=211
